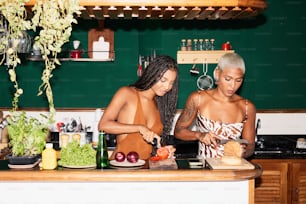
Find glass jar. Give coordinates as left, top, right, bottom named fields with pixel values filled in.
left=198, top=39, right=204, bottom=50
left=193, top=39, right=198, bottom=50
left=204, top=39, right=210, bottom=50
left=187, top=39, right=192, bottom=51
left=210, top=39, right=215, bottom=50
left=181, top=39, right=187, bottom=51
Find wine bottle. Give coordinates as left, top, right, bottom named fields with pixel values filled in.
left=96, top=131, right=109, bottom=169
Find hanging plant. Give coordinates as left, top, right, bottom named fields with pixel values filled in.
left=0, top=0, right=80, bottom=122
left=31, top=0, right=81, bottom=122
left=0, top=0, right=33, bottom=111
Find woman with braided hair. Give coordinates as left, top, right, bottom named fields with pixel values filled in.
left=99, top=55, right=179, bottom=160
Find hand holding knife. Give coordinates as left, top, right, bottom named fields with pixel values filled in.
left=151, top=138, right=161, bottom=156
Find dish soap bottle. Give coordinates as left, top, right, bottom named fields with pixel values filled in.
left=42, top=143, right=57, bottom=170
left=96, top=131, right=109, bottom=169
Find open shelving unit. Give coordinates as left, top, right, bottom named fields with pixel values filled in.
left=177, top=50, right=234, bottom=64
left=27, top=51, right=115, bottom=62
left=27, top=57, right=115, bottom=62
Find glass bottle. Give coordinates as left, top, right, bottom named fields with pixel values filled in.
left=96, top=131, right=109, bottom=169
left=42, top=143, right=57, bottom=170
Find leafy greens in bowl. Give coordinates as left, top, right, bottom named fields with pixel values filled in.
left=58, top=140, right=96, bottom=167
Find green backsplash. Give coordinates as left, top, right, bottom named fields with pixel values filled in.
left=1, top=0, right=306, bottom=110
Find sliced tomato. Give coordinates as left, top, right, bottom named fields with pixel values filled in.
left=157, top=147, right=169, bottom=160
left=150, top=155, right=162, bottom=161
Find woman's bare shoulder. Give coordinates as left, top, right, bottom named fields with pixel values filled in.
left=184, top=90, right=201, bottom=103
left=109, top=87, right=137, bottom=103
left=188, top=90, right=208, bottom=99
left=237, top=96, right=256, bottom=111
left=246, top=99, right=256, bottom=112
left=115, top=86, right=135, bottom=95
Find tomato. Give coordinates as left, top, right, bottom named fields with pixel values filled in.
left=156, top=147, right=169, bottom=160
left=150, top=156, right=162, bottom=161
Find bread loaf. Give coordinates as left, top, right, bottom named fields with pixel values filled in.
left=221, top=140, right=243, bottom=165
left=223, top=140, right=242, bottom=157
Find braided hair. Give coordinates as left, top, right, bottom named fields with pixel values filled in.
left=131, top=55, right=179, bottom=145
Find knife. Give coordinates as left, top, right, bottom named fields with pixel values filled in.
left=217, top=139, right=249, bottom=145
left=151, top=138, right=161, bottom=156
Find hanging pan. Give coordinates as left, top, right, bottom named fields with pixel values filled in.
left=197, top=60, right=214, bottom=90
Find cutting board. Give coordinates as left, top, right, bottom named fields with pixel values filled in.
left=149, top=158, right=178, bottom=170
left=206, top=158, right=255, bottom=170
left=88, top=28, right=114, bottom=59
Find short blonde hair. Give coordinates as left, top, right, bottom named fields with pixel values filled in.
left=217, top=53, right=245, bottom=74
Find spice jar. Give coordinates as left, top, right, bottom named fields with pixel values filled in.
left=198, top=39, right=204, bottom=50
left=181, top=39, right=187, bottom=51
left=187, top=39, right=192, bottom=51
left=193, top=39, right=198, bottom=50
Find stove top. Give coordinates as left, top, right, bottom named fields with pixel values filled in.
left=254, top=135, right=306, bottom=158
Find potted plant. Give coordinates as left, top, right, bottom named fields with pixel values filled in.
left=0, top=0, right=80, bottom=164
left=6, top=111, right=49, bottom=164
left=0, top=0, right=80, bottom=163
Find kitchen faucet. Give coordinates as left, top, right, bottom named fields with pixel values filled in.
left=255, top=118, right=264, bottom=148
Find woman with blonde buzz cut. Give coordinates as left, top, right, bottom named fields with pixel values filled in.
left=174, top=53, right=256, bottom=159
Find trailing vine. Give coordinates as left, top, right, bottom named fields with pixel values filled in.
left=0, top=0, right=33, bottom=111
left=0, top=0, right=80, bottom=122
left=31, top=0, right=81, bottom=122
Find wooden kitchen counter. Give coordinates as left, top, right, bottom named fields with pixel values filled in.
left=0, top=160, right=262, bottom=182
left=0, top=159, right=262, bottom=204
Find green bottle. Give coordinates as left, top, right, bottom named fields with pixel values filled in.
left=96, top=131, right=109, bottom=169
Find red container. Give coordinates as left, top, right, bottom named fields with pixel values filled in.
left=70, top=50, right=81, bottom=58
left=222, top=42, right=232, bottom=50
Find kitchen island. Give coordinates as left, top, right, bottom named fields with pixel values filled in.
left=0, top=159, right=261, bottom=204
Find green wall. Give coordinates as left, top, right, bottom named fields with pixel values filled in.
left=1, top=0, right=306, bottom=110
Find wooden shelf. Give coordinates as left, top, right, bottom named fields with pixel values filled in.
left=27, top=50, right=115, bottom=62
left=25, top=0, right=267, bottom=20
left=27, top=57, right=114, bottom=62
left=177, top=50, right=234, bottom=64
